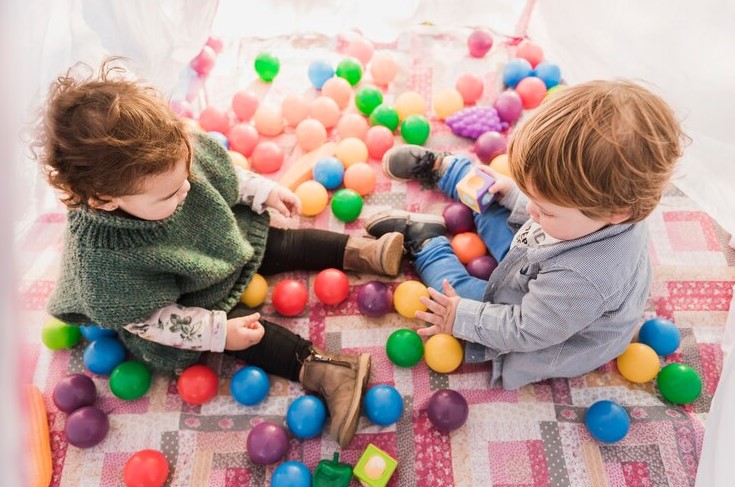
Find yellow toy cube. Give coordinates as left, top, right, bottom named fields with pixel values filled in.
left=353, top=444, right=397, bottom=487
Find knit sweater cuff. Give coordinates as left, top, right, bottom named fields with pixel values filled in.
left=210, top=310, right=228, bottom=352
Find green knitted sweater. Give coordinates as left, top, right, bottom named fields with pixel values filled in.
left=47, top=134, right=270, bottom=373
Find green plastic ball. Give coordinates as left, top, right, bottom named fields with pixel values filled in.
left=657, top=363, right=702, bottom=405
left=369, top=104, right=399, bottom=131
left=400, top=115, right=431, bottom=145
left=355, top=86, right=383, bottom=116
left=41, top=318, right=82, bottom=350
left=109, top=361, right=152, bottom=400
left=336, top=58, right=363, bottom=86
left=386, top=329, right=424, bottom=367
left=254, top=52, right=280, bottom=82
left=331, top=189, right=364, bottom=223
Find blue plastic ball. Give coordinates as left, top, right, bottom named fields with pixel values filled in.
left=79, top=325, right=117, bottom=341
left=308, top=60, right=335, bottom=90
left=364, top=385, right=403, bottom=426
left=532, top=62, right=562, bottom=89
left=207, top=131, right=229, bottom=149
left=312, top=157, right=345, bottom=190
left=83, top=337, right=126, bottom=375
left=502, top=58, right=533, bottom=88
left=272, top=461, right=312, bottom=487
left=286, top=395, right=327, bottom=439
left=584, top=400, right=630, bottom=443
left=639, top=317, right=681, bottom=356
left=230, top=366, right=270, bottom=406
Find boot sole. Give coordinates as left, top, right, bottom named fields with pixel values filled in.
left=365, top=210, right=446, bottom=235
left=337, top=353, right=371, bottom=448
left=381, top=232, right=404, bottom=277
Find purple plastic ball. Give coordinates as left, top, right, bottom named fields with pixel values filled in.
left=474, top=131, right=507, bottom=163
left=445, top=106, right=507, bottom=140
left=466, top=255, right=498, bottom=280
left=52, top=374, right=97, bottom=413
left=246, top=422, right=289, bottom=465
left=493, top=91, right=524, bottom=124
left=65, top=406, right=109, bottom=448
left=357, top=281, right=394, bottom=318
left=443, top=203, right=475, bottom=235
left=427, top=389, right=469, bottom=433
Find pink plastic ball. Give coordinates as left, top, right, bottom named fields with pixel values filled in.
left=205, top=36, right=224, bottom=54
left=309, top=96, right=341, bottom=129
left=516, top=40, right=544, bottom=68
left=493, top=91, right=523, bottom=124
left=345, top=37, right=374, bottom=66
left=515, top=77, right=547, bottom=109
left=467, top=30, right=494, bottom=58
left=250, top=142, right=284, bottom=174
left=295, top=119, right=327, bottom=152
left=343, top=162, right=377, bottom=196
left=370, top=53, right=399, bottom=86
left=170, top=100, right=193, bottom=119
left=253, top=106, right=284, bottom=136
left=232, top=90, right=260, bottom=121
left=228, top=123, right=259, bottom=157
left=198, top=106, right=230, bottom=134
left=365, top=126, right=395, bottom=160
left=474, top=131, right=507, bottom=163
left=191, top=46, right=216, bottom=76
left=455, top=73, right=484, bottom=105
left=321, top=77, right=352, bottom=110
left=336, top=113, right=369, bottom=141
left=281, top=94, right=309, bottom=127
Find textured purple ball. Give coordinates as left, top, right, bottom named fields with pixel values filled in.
left=53, top=374, right=97, bottom=413
left=357, top=281, right=394, bottom=318
left=474, top=131, right=507, bottom=163
left=427, top=389, right=469, bottom=433
left=466, top=255, right=498, bottom=280
left=445, top=106, right=508, bottom=140
left=65, top=406, right=109, bottom=448
left=493, top=91, right=523, bottom=124
left=246, top=422, right=289, bottom=465
left=443, top=203, right=475, bottom=235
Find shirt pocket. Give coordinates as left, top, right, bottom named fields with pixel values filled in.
left=513, top=263, right=540, bottom=292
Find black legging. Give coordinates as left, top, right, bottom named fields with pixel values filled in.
left=257, top=227, right=349, bottom=275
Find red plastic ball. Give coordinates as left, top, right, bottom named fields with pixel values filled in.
left=190, top=46, right=216, bottom=76
left=272, top=279, right=308, bottom=316
left=451, top=232, right=487, bottom=264
left=516, top=40, right=544, bottom=68
left=250, top=141, right=284, bottom=174
left=228, top=123, right=259, bottom=157
left=455, top=73, right=484, bottom=105
left=123, top=449, right=170, bottom=487
left=314, top=269, right=350, bottom=305
left=198, top=106, right=230, bottom=134
left=177, top=365, right=218, bottom=405
left=467, top=30, right=493, bottom=58
left=365, top=126, right=395, bottom=160
left=515, top=77, right=547, bottom=109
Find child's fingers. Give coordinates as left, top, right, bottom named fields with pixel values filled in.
left=442, top=280, right=458, bottom=297
left=427, top=286, right=452, bottom=305
left=419, top=295, right=445, bottom=314
left=415, top=310, right=444, bottom=325
left=241, top=313, right=261, bottom=324
left=417, top=325, right=440, bottom=338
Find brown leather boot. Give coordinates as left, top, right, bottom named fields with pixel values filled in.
left=343, top=232, right=404, bottom=277
left=301, top=347, right=371, bottom=448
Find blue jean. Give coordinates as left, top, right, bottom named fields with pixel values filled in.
left=414, top=156, right=515, bottom=300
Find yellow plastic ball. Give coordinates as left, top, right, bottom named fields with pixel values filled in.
left=393, top=280, right=429, bottom=319
left=295, top=180, right=329, bottom=216
left=424, top=333, right=464, bottom=373
left=616, top=343, right=661, bottom=383
left=335, top=137, right=369, bottom=167
left=240, top=274, right=268, bottom=308
left=543, top=84, right=567, bottom=102
left=228, top=150, right=250, bottom=170
left=432, top=88, right=464, bottom=120
left=394, top=91, right=426, bottom=121
left=489, top=154, right=511, bottom=178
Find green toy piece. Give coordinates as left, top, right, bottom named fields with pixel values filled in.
left=109, top=361, right=152, bottom=400
left=313, top=452, right=353, bottom=487
left=353, top=444, right=397, bottom=487
left=41, top=318, right=82, bottom=350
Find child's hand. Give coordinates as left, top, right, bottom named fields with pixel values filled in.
left=416, top=280, right=461, bottom=338
left=266, top=186, right=301, bottom=217
left=225, top=313, right=265, bottom=350
left=476, top=165, right=516, bottom=197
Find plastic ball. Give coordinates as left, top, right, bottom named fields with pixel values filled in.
left=443, top=202, right=475, bottom=235
left=295, top=180, right=329, bottom=217
left=357, top=281, right=394, bottom=318
left=231, top=366, right=270, bottom=406
left=308, top=96, right=341, bottom=129
left=616, top=343, right=661, bottom=383
left=79, top=325, right=117, bottom=341
left=489, top=154, right=511, bottom=177
left=516, top=40, right=544, bottom=68
left=330, top=189, right=364, bottom=223
left=515, top=77, right=547, bottom=109
left=466, top=255, right=498, bottom=280
left=207, top=131, right=229, bottom=149
left=502, top=58, right=533, bottom=88
left=281, top=94, right=309, bottom=127
left=400, top=115, right=431, bottom=145
left=109, top=361, right=152, bottom=401
left=65, top=406, right=109, bottom=448
left=321, top=77, right=353, bottom=110
left=365, top=126, right=395, bottom=160
left=493, top=91, right=524, bottom=125
left=427, top=389, right=469, bottom=433
left=232, top=90, right=259, bottom=121
left=123, top=449, right=170, bottom=487
left=42, top=318, right=82, bottom=350
left=314, top=268, right=350, bottom=305
left=295, top=119, right=327, bottom=152
left=336, top=57, right=363, bottom=86
left=198, top=106, right=230, bottom=134
left=190, top=46, right=216, bottom=76
left=83, top=336, right=126, bottom=375
left=345, top=37, right=374, bottom=66
left=364, top=385, right=404, bottom=426
left=369, top=104, right=400, bottom=132
left=286, top=395, right=327, bottom=439
left=451, top=232, right=487, bottom=264
left=272, top=279, right=308, bottom=316
left=250, top=142, right=284, bottom=174
left=228, top=150, right=249, bottom=170
left=240, top=273, right=268, bottom=308
left=638, top=318, right=681, bottom=356
left=253, top=106, right=284, bottom=136
left=335, top=137, right=368, bottom=167
left=52, top=374, right=97, bottom=413
left=467, top=29, right=494, bottom=58
left=308, top=59, right=334, bottom=89
left=393, top=280, right=429, bottom=319
left=272, top=461, right=312, bottom=487
left=254, top=52, right=280, bottom=82
left=355, top=86, right=384, bottom=116
left=585, top=400, right=629, bottom=443
left=336, top=113, right=370, bottom=141
left=246, top=422, right=288, bottom=465
left=394, top=91, right=426, bottom=121
left=533, top=61, right=562, bottom=89
left=474, top=131, right=507, bottom=163
left=228, top=123, right=259, bottom=157
left=386, top=329, right=424, bottom=368
left=424, top=334, right=464, bottom=373
left=657, top=363, right=702, bottom=405
left=170, top=100, right=193, bottom=119
left=344, top=162, right=377, bottom=196
left=312, top=157, right=345, bottom=190
left=433, top=89, right=464, bottom=121
left=370, top=53, right=398, bottom=86
left=205, top=36, right=223, bottom=54
left=177, top=365, right=219, bottom=405
left=455, top=73, right=484, bottom=105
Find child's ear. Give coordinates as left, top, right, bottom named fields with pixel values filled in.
left=609, top=209, right=632, bottom=224
left=88, top=197, right=119, bottom=212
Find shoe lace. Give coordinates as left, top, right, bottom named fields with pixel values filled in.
left=409, top=152, right=441, bottom=189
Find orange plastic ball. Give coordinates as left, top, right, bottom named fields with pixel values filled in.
left=198, top=106, right=230, bottom=134
left=253, top=106, right=284, bottom=136
left=451, top=232, right=487, bottom=264
left=345, top=37, right=374, bottom=66
left=336, top=113, right=369, bottom=140
left=309, top=96, right=341, bottom=129
left=321, top=77, right=353, bottom=110
left=335, top=137, right=368, bottom=167
left=365, top=126, right=395, bottom=160
left=343, top=162, right=377, bottom=196
left=516, top=40, right=544, bottom=68
left=394, top=91, right=426, bottom=121
left=393, top=280, right=429, bottom=319
left=433, top=89, right=464, bottom=120
left=370, top=53, right=399, bottom=86
left=250, top=141, right=284, bottom=174
left=515, top=77, right=547, bottom=110
left=455, top=73, right=484, bottom=105
left=489, top=154, right=511, bottom=177
left=281, top=94, right=309, bottom=127
left=424, top=334, right=464, bottom=373
left=294, top=180, right=329, bottom=216
left=295, top=119, right=327, bottom=152
left=228, top=150, right=249, bottom=170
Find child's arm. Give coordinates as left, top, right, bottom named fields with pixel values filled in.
left=235, top=166, right=301, bottom=217
left=477, top=166, right=530, bottom=226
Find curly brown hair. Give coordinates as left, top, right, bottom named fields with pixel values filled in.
left=30, top=57, right=192, bottom=208
left=509, top=80, right=687, bottom=222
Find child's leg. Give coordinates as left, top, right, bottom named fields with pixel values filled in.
left=413, top=236, right=488, bottom=300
